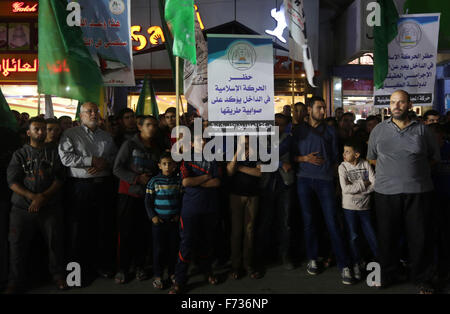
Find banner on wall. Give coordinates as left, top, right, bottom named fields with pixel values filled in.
left=374, top=14, right=440, bottom=106
left=207, top=34, right=275, bottom=135
left=78, top=0, right=135, bottom=86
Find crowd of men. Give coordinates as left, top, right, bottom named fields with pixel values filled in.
left=0, top=89, right=449, bottom=294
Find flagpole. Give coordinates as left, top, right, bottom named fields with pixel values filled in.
left=291, top=59, right=295, bottom=122
left=37, top=94, right=41, bottom=115
left=175, top=56, right=180, bottom=136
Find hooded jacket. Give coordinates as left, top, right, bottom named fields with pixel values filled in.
left=7, top=143, right=65, bottom=210
left=113, top=133, right=161, bottom=197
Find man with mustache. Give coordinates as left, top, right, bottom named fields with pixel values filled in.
left=367, top=90, right=441, bottom=294
left=59, top=102, right=117, bottom=284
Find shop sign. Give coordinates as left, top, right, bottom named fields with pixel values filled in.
left=11, top=2, right=38, bottom=13
left=1, top=57, right=38, bottom=77
left=131, top=4, right=204, bottom=51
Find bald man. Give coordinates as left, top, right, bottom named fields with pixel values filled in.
left=59, top=102, right=118, bottom=284
left=367, top=90, right=440, bottom=293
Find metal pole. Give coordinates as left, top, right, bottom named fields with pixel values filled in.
left=291, top=59, right=295, bottom=122
left=176, top=56, right=180, bottom=130
left=37, top=93, right=40, bottom=115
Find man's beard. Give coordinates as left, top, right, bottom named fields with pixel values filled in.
left=83, top=119, right=98, bottom=128
left=32, top=136, right=46, bottom=144
left=392, top=110, right=409, bottom=121
left=311, top=113, right=324, bottom=123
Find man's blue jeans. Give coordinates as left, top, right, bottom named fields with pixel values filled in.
left=297, top=177, right=350, bottom=269
left=343, top=209, right=378, bottom=265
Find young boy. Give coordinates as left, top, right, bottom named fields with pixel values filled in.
left=145, top=152, right=181, bottom=289
left=338, top=138, right=377, bottom=281
left=169, top=130, right=221, bottom=294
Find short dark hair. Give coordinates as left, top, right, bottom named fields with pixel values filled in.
left=45, top=118, right=59, bottom=125
left=58, top=115, right=71, bottom=122
left=28, top=117, right=46, bottom=128
left=159, top=152, right=173, bottom=162
left=138, top=115, right=158, bottom=126
left=366, top=115, right=381, bottom=123
left=294, top=101, right=305, bottom=108
left=165, top=107, right=176, bottom=115
left=117, top=108, right=134, bottom=120
left=423, top=110, right=440, bottom=121
left=339, top=112, right=355, bottom=122
left=306, top=96, right=325, bottom=108
left=275, top=113, right=289, bottom=122
left=343, top=137, right=364, bottom=154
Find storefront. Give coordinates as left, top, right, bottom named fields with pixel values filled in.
left=1, top=0, right=318, bottom=118
left=0, top=0, right=79, bottom=118
left=127, top=0, right=319, bottom=116
left=331, top=56, right=425, bottom=120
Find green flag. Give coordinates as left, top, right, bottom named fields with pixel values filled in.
left=158, top=0, right=184, bottom=94
left=164, top=0, right=197, bottom=65
left=0, top=88, right=18, bottom=132
left=404, top=0, right=450, bottom=50
left=38, top=0, right=103, bottom=104
left=136, top=76, right=159, bottom=118
left=374, top=0, right=399, bottom=90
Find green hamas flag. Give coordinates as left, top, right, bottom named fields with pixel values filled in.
left=374, top=0, right=399, bottom=90
left=0, top=88, right=18, bottom=132
left=136, top=76, right=159, bottom=118
left=38, top=0, right=103, bottom=104
left=164, top=0, right=197, bottom=65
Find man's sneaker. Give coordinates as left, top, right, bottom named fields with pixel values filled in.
left=353, top=263, right=362, bottom=281
left=307, top=260, right=319, bottom=275
left=341, top=267, right=354, bottom=285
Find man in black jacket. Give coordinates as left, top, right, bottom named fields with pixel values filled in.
left=5, top=117, right=67, bottom=294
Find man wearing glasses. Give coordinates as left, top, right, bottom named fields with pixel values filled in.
left=59, top=102, right=117, bottom=286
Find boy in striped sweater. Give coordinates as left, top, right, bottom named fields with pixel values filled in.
left=145, top=152, right=181, bottom=289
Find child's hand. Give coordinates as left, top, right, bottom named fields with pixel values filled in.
left=152, top=216, right=164, bottom=225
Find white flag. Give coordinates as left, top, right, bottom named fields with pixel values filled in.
left=284, top=0, right=316, bottom=87
left=44, top=94, right=54, bottom=118
left=184, top=16, right=208, bottom=120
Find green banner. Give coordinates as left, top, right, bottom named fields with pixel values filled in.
left=38, top=0, right=103, bottom=104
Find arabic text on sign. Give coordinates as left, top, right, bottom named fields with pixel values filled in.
left=0, top=58, right=38, bottom=77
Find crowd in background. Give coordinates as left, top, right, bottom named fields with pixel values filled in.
left=0, top=90, right=450, bottom=294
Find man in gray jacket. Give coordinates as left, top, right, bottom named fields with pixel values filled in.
left=6, top=117, right=67, bottom=294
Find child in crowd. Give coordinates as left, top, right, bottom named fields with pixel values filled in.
left=169, top=130, right=221, bottom=294
left=338, top=138, right=377, bottom=281
left=145, top=152, right=181, bottom=290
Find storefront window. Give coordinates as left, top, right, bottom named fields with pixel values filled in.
left=1, top=85, right=77, bottom=118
